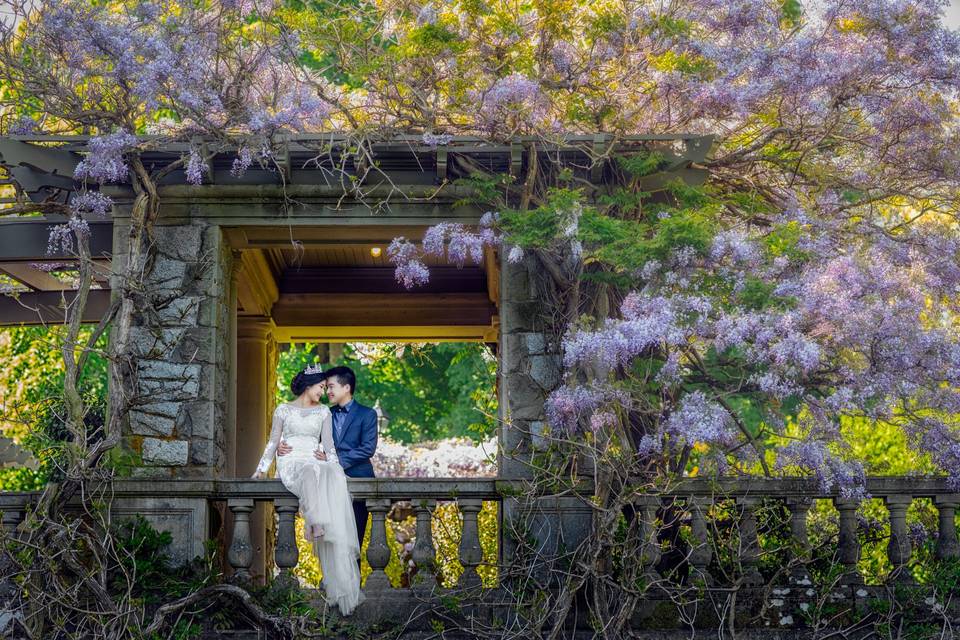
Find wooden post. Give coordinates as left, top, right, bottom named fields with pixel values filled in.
left=236, top=317, right=274, bottom=583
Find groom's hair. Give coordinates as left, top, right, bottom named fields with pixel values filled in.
left=326, top=366, right=356, bottom=395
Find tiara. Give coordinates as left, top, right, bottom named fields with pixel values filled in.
left=304, top=363, right=324, bottom=375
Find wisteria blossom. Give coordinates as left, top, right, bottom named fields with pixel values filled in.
left=387, top=238, right=429, bottom=288
left=2, top=0, right=959, bottom=499
left=73, top=131, right=138, bottom=184
left=69, top=191, right=113, bottom=218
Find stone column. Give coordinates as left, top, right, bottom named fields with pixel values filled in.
left=108, top=218, right=231, bottom=568
left=236, top=317, right=276, bottom=584
left=226, top=251, right=242, bottom=479
left=496, top=251, right=589, bottom=577
left=217, top=251, right=243, bottom=576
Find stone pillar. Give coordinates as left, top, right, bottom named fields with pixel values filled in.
left=236, top=317, right=276, bottom=584
left=217, top=251, right=242, bottom=576
left=496, top=251, right=588, bottom=574
left=226, top=251, right=242, bottom=479
left=108, top=218, right=232, bottom=567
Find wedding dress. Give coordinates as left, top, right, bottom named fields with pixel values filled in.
left=252, top=402, right=365, bottom=616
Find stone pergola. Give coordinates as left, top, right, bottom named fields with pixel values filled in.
left=0, top=132, right=713, bottom=580
left=3, top=135, right=960, bottom=635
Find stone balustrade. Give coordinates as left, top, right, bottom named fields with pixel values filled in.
left=627, top=477, right=960, bottom=591
left=2, top=476, right=959, bottom=627
left=0, top=478, right=502, bottom=594
left=221, top=479, right=499, bottom=591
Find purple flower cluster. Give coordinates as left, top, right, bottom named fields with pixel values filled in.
left=664, top=391, right=738, bottom=449
left=231, top=147, right=254, bottom=177
left=185, top=149, right=209, bottom=185
left=422, top=222, right=488, bottom=267
left=544, top=384, right=630, bottom=435
left=73, top=131, right=138, bottom=184
left=69, top=191, right=113, bottom=218
left=477, top=73, right=547, bottom=132
left=776, top=440, right=868, bottom=501
left=388, top=215, right=502, bottom=288
left=563, top=292, right=709, bottom=373
left=422, top=132, right=453, bottom=147
left=905, top=417, right=960, bottom=490
left=8, top=115, right=38, bottom=135
left=387, top=237, right=430, bottom=288
left=46, top=217, right=90, bottom=256
left=545, top=387, right=603, bottom=434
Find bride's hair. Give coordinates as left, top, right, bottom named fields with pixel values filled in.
left=291, top=366, right=326, bottom=396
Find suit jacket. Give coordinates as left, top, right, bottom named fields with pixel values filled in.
left=332, top=399, right=378, bottom=478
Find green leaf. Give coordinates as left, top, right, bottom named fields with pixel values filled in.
left=780, top=0, right=803, bottom=26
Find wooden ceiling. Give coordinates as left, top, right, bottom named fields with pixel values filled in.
left=228, top=226, right=500, bottom=343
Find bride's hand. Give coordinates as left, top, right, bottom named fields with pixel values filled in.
left=252, top=471, right=266, bottom=479
left=313, top=449, right=327, bottom=461
left=277, top=440, right=292, bottom=456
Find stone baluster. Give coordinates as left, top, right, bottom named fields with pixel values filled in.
left=273, top=498, right=300, bottom=578
left=934, top=495, right=960, bottom=561
left=458, top=499, right=484, bottom=589
left=227, top=498, right=255, bottom=582
left=688, top=497, right=713, bottom=586
left=411, top=498, right=437, bottom=590
left=785, top=497, right=812, bottom=584
left=737, top=498, right=763, bottom=587
left=634, top=496, right=661, bottom=583
left=365, top=498, right=392, bottom=590
left=885, top=495, right=914, bottom=584
left=834, top=498, right=862, bottom=586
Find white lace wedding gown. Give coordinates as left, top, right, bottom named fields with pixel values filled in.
left=252, top=403, right=365, bottom=615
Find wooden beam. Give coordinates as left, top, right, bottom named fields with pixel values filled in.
left=0, top=219, right=113, bottom=260
left=279, top=266, right=487, bottom=294
left=484, top=245, right=500, bottom=306
left=224, top=225, right=436, bottom=248
left=0, top=262, right=69, bottom=291
left=273, top=325, right=498, bottom=343
left=0, top=289, right=110, bottom=325
left=271, top=293, right=497, bottom=327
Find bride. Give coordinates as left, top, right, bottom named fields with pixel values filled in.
left=251, top=364, right=365, bottom=615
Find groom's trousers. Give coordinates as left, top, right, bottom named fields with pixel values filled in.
left=353, top=498, right=368, bottom=554
left=345, top=464, right=374, bottom=570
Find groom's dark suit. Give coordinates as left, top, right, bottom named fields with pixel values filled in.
left=330, top=398, right=378, bottom=550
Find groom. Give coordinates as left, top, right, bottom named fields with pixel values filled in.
left=276, top=365, right=378, bottom=553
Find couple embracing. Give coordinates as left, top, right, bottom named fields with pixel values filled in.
left=251, top=365, right=378, bottom=616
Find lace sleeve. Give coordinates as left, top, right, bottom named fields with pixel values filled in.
left=253, top=405, right=285, bottom=476
left=320, top=407, right=339, bottom=464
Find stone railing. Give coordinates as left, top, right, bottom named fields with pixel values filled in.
left=636, top=476, right=960, bottom=588
left=3, top=476, right=959, bottom=630
left=0, top=478, right=503, bottom=595
left=221, top=478, right=500, bottom=591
